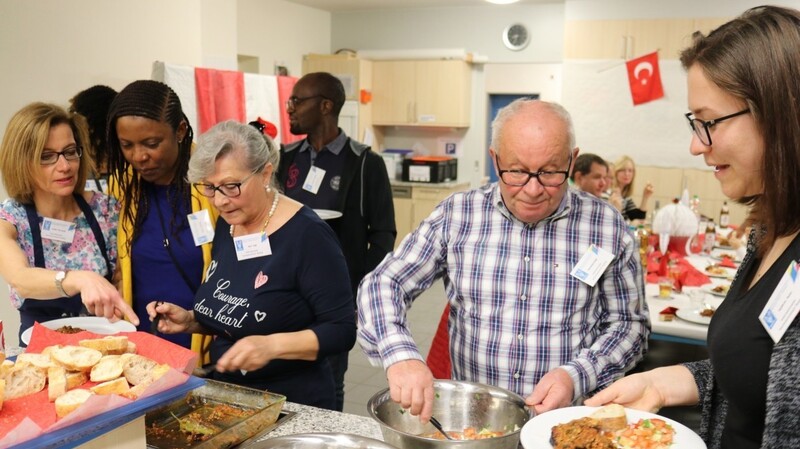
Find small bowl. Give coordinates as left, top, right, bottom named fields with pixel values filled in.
left=367, top=380, right=531, bottom=449
left=248, top=432, right=399, bottom=448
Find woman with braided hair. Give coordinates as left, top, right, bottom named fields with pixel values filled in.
left=107, top=80, right=217, bottom=357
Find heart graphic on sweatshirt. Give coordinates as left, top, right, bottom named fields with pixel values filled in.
left=254, top=271, right=268, bottom=289
left=255, top=310, right=266, bottom=322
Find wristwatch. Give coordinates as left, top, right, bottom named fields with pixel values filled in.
left=55, top=270, right=69, bottom=297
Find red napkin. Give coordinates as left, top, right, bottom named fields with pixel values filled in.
left=646, top=251, right=711, bottom=289
left=719, top=257, right=738, bottom=268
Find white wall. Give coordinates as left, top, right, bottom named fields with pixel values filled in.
left=237, top=0, right=331, bottom=77
left=565, top=0, right=800, bottom=20
left=332, top=3, right=565, bottom=63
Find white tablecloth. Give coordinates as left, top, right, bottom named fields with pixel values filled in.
left=646, top=254, right=735, bottom=344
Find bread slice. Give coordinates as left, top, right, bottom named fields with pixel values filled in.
left=79, top=336, right=129, bottom=356
left=0, top=351, right=5, bottom=364
left=119, top=363, right=171, bottom=400
left=17, top=353, right=56, bottom=369
left=125, top=340, right=137, bottom=354
left=90, top=377, right=129, bottom=395
left=121, top=354, right=158, bottom=386
left=0, top=360, right=15, bottom=379
left=0, top=378, right=5, bottom=411
left=41, top=345, right=62, bottom=358
left=590, top=404, right=628, bottom=432
left=90, top=355, right=123, bottom=383
left=5, top=365, right=46, bottom=400
left=51, top=346, right=103, bottom=372
left=48, top=365, right=67, bottom=401
left=55, top=388, right=93, bottom=418
left=66, top=371, right=88, bottom=390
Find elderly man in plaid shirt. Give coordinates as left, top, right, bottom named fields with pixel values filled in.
left=357, top=98, right=650, bottom=422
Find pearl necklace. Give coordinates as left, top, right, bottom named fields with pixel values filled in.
left=229, top=192, right=280, bottom=237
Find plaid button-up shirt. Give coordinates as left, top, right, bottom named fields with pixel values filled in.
left=357, top=184, right=650, bottom=399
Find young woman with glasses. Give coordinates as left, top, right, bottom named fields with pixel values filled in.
left=587, top=6, right=800, bottom=448
left=146, top=120, right=355, bottom=410
left=0, top=103, right=137, bottom=342
left=107, top=80, right=217, bottom=355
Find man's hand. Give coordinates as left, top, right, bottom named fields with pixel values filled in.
left=386, top=359, right=435, bottom=422
left=525, top=368, right=574, bottom=414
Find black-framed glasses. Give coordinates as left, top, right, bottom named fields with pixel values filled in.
left=495, top=152, right=572, bottom=187
left=193, top=171, right=259, bottom=198
left=685, top=108, right=750, bottom=146
left=40, top=146, right=82, bottom=165
left=285, top=95, right=327, bottom=110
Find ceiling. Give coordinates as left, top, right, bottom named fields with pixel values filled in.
left=284, top=0, right=558, bottom=12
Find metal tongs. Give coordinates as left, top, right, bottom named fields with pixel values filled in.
left=429, top=416, right=454, bottom=440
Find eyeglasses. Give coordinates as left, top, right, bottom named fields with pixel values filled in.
left=193, top=171, right=259, bottom=198
left=685, top=108, right=750, bottom=146
left=40, top=146, right=82, bottom=165
left=285, top=95, right=327, bottom=110
left=495, top=153, right=572, bottom=187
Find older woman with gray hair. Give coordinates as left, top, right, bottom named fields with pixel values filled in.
left=147, top=120, right=355, bottom=409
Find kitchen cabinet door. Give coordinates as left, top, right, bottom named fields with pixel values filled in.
left=373, top=61, right=416, bottom=125
left=373, top=60, right=472, bottom=127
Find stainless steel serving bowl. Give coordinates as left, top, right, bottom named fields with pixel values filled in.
left=367, top=380, right=532, bottom=449
left=248, top=432, right=399, bottom=448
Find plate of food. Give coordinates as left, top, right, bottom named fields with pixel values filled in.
left=21, top=316, right=136, bottom=345
left=520, top=405, right=705, bottom=449
left=704, top=284, right=730, bottom=298
left=676, top=307, right=715, bottom=325
left=710, top=251, right=741, bottom=264
left=703, top=264, right=735, bottom=279
left=313, top=209, right=343, bottom=220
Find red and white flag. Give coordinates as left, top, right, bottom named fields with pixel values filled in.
left=626, top=51, right=664, bottom=106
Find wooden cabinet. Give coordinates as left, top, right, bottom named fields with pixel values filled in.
left=391, top=182, right=470, bottom=248
left=372, top=60, right=472, bottom=127
left=302, top=54, right=373, bottom=141
left=564, top=18, right=730, bottom=60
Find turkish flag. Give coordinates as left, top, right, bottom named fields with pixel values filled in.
left=626, top=51, right=664, bottom=106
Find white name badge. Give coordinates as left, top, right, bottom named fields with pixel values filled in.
left=41, top=218, right=76, bottom=243
left=302, top=166, right=326, bottom=194
left=188, top=210, right=215, bottom=246
left=570, top=244, right=615, bottom=287
left=759, top=261, right=800, bottom=343
left=232, top=232, right=273, bottom=261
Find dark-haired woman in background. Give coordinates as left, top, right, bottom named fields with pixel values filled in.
left=69, top=85, right=117, bottom=193
left=107, top=80, right=216, bottom=358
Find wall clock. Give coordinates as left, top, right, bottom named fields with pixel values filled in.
left=502, top=23, right=529, bottom=51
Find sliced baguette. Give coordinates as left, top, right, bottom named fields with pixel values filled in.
left=79, top=336, right=129, bottom=356
left=90, top=377, right=129, bottom=395
left=0, top=378, right=5, bottom=411
left=0, top=360, right=14, bottom=379
left=90, top=355, right=123, bottom=383
left=66, top=371, right=88, bottom=390
left=51, top=346, right=103, bottom=372
left=17, top=353, right=56, bottom=369
left=48, top=366, right=67, bottom=401
left=55, top=388, right=93, bottom=418
left=0, top=351, right=5, bottom=364
left=590, top=404, right=628, bottom=432
left=41, top=345, right=62, bottom=358
left=5, top=364, right=46, bottom=400
left=125, top=340, right=137, bottom=354
left=119, top=364, right=171, bottom=400
left=121, top=354, right=158, bottom=386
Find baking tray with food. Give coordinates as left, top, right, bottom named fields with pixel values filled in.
left=145, top=379, right=287, bottom=449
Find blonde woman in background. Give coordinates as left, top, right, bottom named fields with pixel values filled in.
left=613, top=155, right=653, bottom=221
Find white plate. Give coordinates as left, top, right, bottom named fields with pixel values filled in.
left=710, top=251, right=741, bottom=264
left=702, top=266, right=735, bottom=279
left=520, top=406, right=706, bottom=449
left=676, top=308, right=713, bottom=325
left=313, top=209, right=343, bottom=220
left=21, top=316, right=136, bottom=345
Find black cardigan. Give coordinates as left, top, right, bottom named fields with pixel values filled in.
left=277, top=137, right=397, bottom=296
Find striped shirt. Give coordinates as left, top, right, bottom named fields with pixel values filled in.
left=357, top=184, right=650, bottom=399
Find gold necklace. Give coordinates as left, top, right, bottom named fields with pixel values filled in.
left=229, top=192, right=280, bottom=237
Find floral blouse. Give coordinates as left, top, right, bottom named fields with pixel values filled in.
left=0, top=192, right=120, bottom=309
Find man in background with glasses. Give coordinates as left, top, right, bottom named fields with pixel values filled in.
left=357, top=98, right=649, bottom=422
left=277, top=72, right=396, bottom=412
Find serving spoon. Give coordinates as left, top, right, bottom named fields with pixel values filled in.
left=429, top=416, right=454, bottom=440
